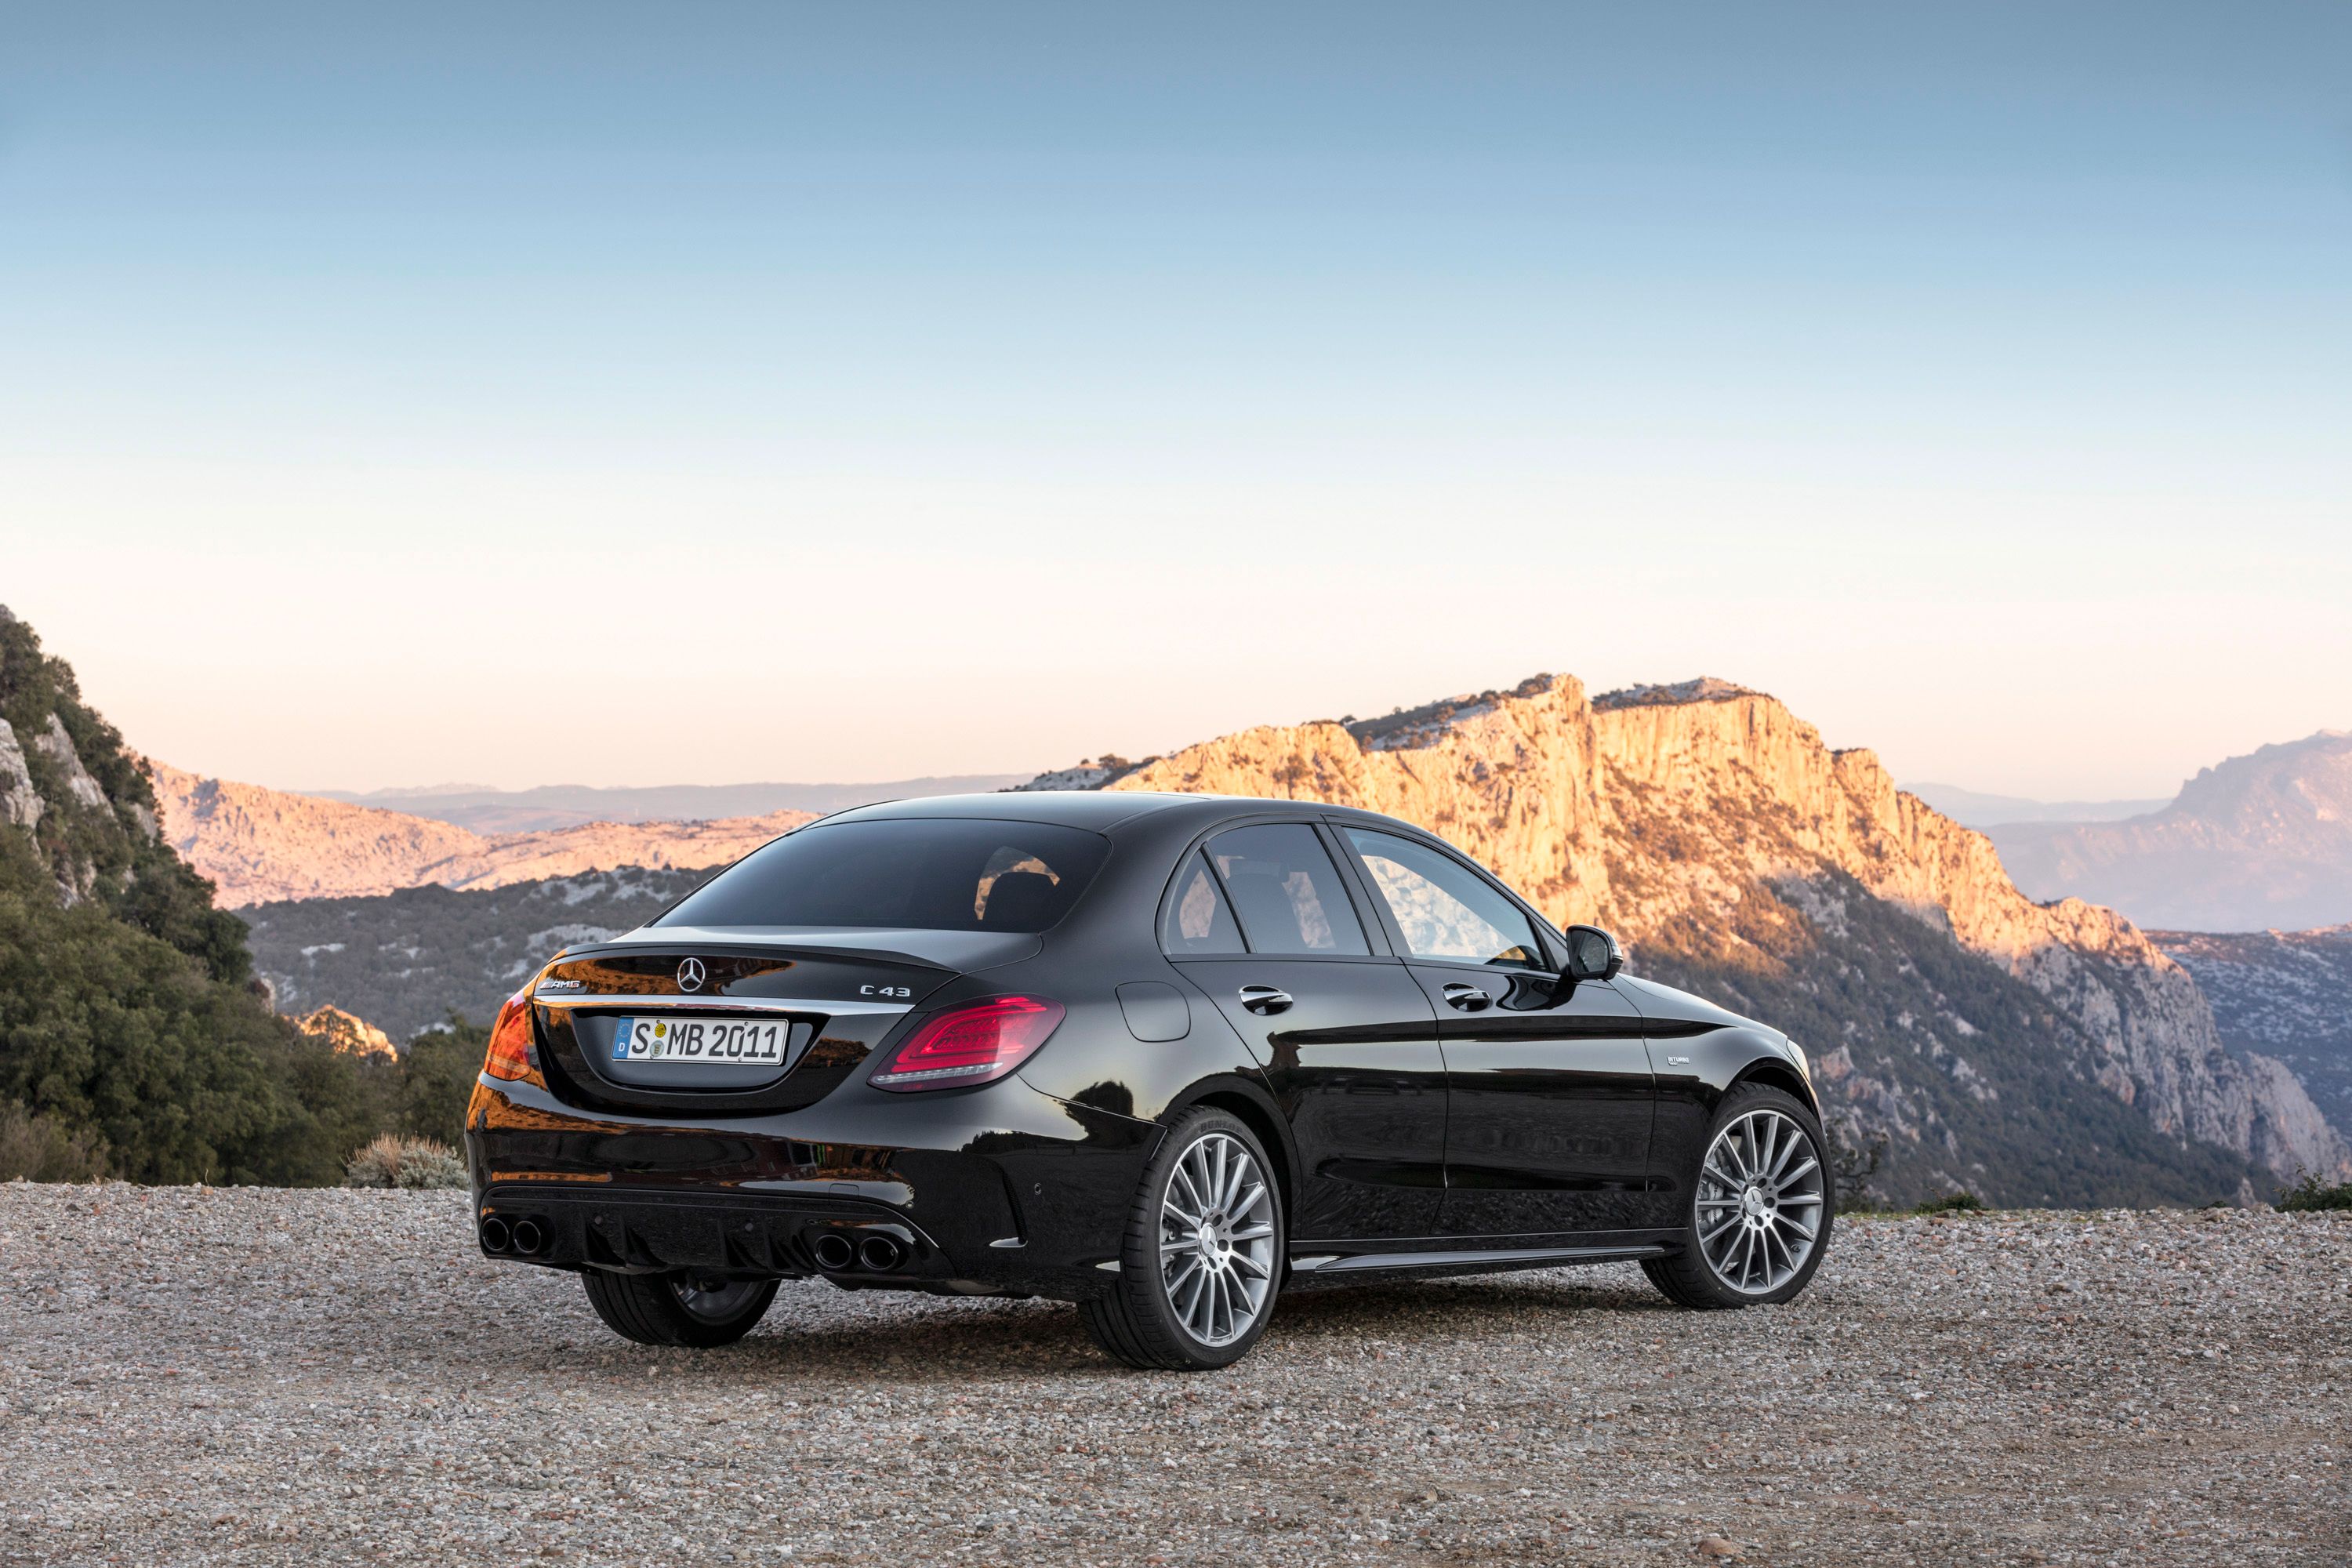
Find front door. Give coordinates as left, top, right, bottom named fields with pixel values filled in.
left=1163, top=823, right=1445, bottom=1242
left=1335, top=826, right=1659, bottom=1236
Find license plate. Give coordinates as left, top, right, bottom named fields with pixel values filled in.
left=612, top=1017, right=790, bottom=1065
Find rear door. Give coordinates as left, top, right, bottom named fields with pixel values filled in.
left=1165, top=822, right=1445, bottom=1243
left=1335, top=826, right=1657, bottom=1236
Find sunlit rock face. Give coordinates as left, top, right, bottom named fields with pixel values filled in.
left=1020, top=671, right=2347, bottom=1197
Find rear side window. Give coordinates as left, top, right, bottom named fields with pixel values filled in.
left=657, top=818, right=1110, bottom=934
left=1203, top=824, right=1370, bottom=956
left=1344, top=828, right=1543, bottom=967
left=1161, top=851, right=1246, bottom=955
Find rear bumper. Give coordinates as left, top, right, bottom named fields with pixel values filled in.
left=464, top=1072, right=1159, bottom=1302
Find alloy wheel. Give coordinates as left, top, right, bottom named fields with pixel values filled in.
left=1158, top=1131, right=1277, bottom=1346
left=1696, top=1108, right=1825, bottom=1295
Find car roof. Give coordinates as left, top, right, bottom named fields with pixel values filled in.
left=822, top=789, right=1424, bottom=836
left=820, top=789, right=1207, bottom=829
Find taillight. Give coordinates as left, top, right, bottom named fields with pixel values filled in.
left=482, top=986, right=538, bottom=1082
left=868, top=995, right=1065, bottom=1091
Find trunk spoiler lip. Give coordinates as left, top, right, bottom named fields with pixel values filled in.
left=550, top=925, right=1043, bottom=975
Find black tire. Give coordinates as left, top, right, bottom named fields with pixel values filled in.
left=580, top=1269, right=779, bottom=1348
left=1643, top=1081, right=1835, bottom=1310
left=1080, top=1107, right=1284, bottom=1372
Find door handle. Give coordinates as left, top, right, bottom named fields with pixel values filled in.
left=1442, top=982, right=1492, bottom=1013
left=1238, top=985, right=1294, bottom=1015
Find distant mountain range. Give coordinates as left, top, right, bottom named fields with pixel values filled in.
left=1986, top=731, right=2352, bottom=932
left=146, top=762, right=813, bottom=908
left=1904, top=782, right=2170, bottom=826
left=307, top=777, right=1028, bottom=834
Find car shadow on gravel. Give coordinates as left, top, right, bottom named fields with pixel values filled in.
left=1262, top=1274, right=1671, bottom=1345
left=503, top=1272, right=1679, bottom=1385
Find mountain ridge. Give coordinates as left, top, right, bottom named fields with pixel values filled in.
left=306, top=775, right=1029, bottom=834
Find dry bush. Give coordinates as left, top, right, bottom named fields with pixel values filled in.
left=343, top=1134, right=468, bottom=1189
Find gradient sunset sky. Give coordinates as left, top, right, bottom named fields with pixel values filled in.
left=5, top=3, right=2347, bottom=798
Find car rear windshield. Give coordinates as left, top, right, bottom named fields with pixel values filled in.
left=655, top=818, right=1112, bottom=934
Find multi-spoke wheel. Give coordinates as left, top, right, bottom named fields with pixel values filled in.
left=581, top=1269, right=779, bottom=1348
left=1157, top=1131, right=1279, bottom=1346
left=1644, top=1082, right=1835, bottom=1310
left=1082, top=1108, right=1285, bottom=1370
left=1694, top=1106, right=1826, bottom=1294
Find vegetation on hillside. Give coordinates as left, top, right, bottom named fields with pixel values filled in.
left=0, top=611, right=480, bottom=1185
left=239, top=868, right=709, bottom=1039
left=1631, top=869, right=2260, bottom=1209
left=2276, top=1172, right=2352, bottom=1212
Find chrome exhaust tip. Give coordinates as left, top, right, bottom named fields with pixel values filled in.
left=858, top=1233, right=906, bottom=1272
left=810, top=1232, right=857, bottom=1272
left=509, top=1218, right=544, bottom=1257
left=478, top=1215, right=512, bottom=1254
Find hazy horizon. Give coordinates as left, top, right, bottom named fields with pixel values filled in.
left=8, top=3, right=2347, bottom=798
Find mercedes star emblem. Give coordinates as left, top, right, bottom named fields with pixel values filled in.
left=676, top=957, right=706, bottom=993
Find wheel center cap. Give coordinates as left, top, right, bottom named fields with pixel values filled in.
left=1743, top=1186, right=1768, bottom=1218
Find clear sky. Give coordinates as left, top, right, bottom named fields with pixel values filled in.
left=5, top=2, right=2347, bottom=798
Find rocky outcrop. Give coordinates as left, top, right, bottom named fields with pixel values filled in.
left=292, top=1005, right=396, bottom=1061
left=31, top=714, right=109, bottom=811
left=147, top=761, right=814, bottom=907
left=0, top=718, right=42, bottom=832
left=1076, top=672, right=2349, bottom=1186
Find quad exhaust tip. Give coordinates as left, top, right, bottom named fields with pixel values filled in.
left=478, top=1214, right=545, bottom=1257
left=808, top=1228, right=909, bottom=1272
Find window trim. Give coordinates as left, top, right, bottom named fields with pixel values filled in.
left=1152, top=812, right=1399, bottom=963
left=1330, top=822, right=1563, bottom=973
left=1156, top=848, right=1248, bottom=958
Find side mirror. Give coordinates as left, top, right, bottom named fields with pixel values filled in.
left=1563, top=924, right=1624, bottom=982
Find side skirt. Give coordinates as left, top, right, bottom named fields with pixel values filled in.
left=1283, top=1241, right=1668, bottom=1289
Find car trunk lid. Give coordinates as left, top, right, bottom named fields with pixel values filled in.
left=526, top=928, right=1039, bottom=1116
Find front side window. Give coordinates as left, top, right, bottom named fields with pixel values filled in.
left=1161, top=851, right=1246, bottom=955
left=1203, top=823, right=1370, bottom=956
left=1344, top=829, right=1543, bottom=967
left=657, top=818, right=1110, bottom=934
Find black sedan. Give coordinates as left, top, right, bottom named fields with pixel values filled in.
left=466, top=792, right=1832, bottom=1370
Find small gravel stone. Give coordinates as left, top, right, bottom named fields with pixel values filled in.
left=2, top=1186, right=2345, bottom=1565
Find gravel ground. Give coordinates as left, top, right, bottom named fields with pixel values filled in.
left=2, top=1186, right=2346, bottom=1567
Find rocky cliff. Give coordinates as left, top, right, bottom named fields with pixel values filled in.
left=1989, top=731, right=2352, bottom=931
left=147, top=762, right=812, bottom=906
left=1041, top=671, right=2347, bottom=1196
left=2152, top=925, right=2352, bottom=1150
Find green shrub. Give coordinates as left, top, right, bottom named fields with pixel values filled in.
left=344, top=1134, right=468, bottom=1189
left=1913, top=1191, right=1987, bottom=1215
left=0, top=1100, right=110, bottom=1182
left=2276, top=1172, right=2352, bottom=1212
left=398, top=1016, right=488, bottom=1147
